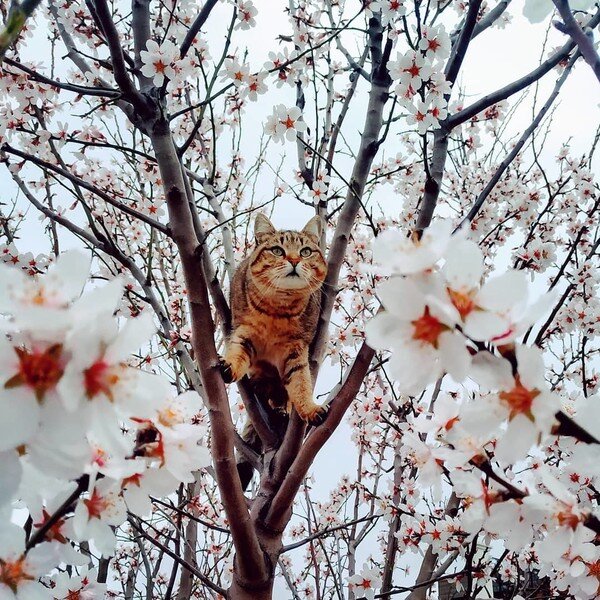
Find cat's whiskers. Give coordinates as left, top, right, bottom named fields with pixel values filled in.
left=252, top=275, right=279, bottom=304
left=304, top=272, right=330, bottom=292
left=299, top=267, right=335, bottom=290
left=271, top=265, right=309, bottom=291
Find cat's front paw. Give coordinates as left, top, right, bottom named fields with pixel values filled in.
left=302, top=404, right=328, bottom=426
left=218, top=357, right=234, bottom=383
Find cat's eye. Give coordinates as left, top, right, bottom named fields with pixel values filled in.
left=300, top=247, right=312, bottom=257
left=270, top=246, right=285, bottom=257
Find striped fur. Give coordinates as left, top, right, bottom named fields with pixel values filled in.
left=223, top=214, right=327, bottom=424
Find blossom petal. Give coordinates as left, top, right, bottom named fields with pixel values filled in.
left=373, top=220, right=452, bottom=275
left=377, top=277, right=424, bottom=320
left=46, top=250, right=90, bottom=303
left=0, top=388, right=40, bottom=452
left=476, top=270, right=528, bottom=312
left=495, top=415, right=536, bottom=464
left=572, top=396, right=600, bottom=442
left=105, top=313, right=155, bottom=363
left=389, top=344, right=441, bottom=394
left=0, top=264, right=27, bottom=314
left=438, top=331, right=470, bottom=382
left=469, top=352, right=513, bottom=391
left=518, top=289, right=558, bottom=335
left=365, top=313, right=409, bottom=350
left=444, top=238, right=483, bottom=290
left=515, top=344, right=545, bottom=389
left=0, top=451, right=21, bottom=506
left=71, top=277, right=124, bottom=323
left=463, top=309, right=509, bottom=342
left=523, top=0, right=552, bottom=23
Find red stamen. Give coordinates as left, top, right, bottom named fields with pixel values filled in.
left=5, top=345, right=64, bottom=401
left=498, top=377, right=539, bottom=420
left=411, top=307, right=446, bottom=347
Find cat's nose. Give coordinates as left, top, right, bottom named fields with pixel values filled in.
left=288, top=257, right=301, bottom=266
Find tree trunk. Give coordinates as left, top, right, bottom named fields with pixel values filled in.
left=227, top=578, right=275, bottom=600
left=226, top=530, right=282, bottom=600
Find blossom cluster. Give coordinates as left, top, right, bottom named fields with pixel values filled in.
left=367, top=220, right=553, bottom=394
left=388, top=25, right=452, bottom=134
left=365, top=221, right=600, bottom=598
left=0, top=251, right=210, bottom=597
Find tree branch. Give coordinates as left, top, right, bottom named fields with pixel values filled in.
left=91, top=0, right=149, bottom=111
left=129, top=518, right=226, bottom=596
left=446, top=8, right=600, bottom=130
left=3, top=58, right=120, bottom=97
left=456, top=53, right=577, bottom=227
left=310, top=14, right=391, bottom=373
left=2, top=144, right=170, bottom=235
left=554, top=410, right=600, bottom=444
left=131, top=0, right=153, bottom=91
left=415, top=129, right=449, bottom=232
left=281, top=514, right=381, bottom=553
left=149, top=119, right=268, bottom=584
left=0, top=0, right=43, bottom=61
left=415, top=0, right=481, bottom=233
left=445, top=0, right=483, bottom=86
left=180, top=0, right=219, bottom=59
left=405, top=495, right=459, bottom=600
left=266, top=342, right=375, bottom=531
left=471, top=1, right=512, bottom=40
left=552, top=0, right=600, bottom=83
left=26, top=476, right=89, bottom=550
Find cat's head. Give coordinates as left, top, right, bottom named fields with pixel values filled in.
left=249, top=214, right=327, bottom=293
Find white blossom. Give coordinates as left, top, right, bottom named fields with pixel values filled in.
left=264, top=105, right=307, bottom=143
left=235, top=0, right=257, bottom=29
left=139, top=40, right=180, bottom=87
left=348, top=566, right=382, bottom=600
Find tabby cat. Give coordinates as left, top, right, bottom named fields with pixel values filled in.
left=221, top=213, right=327, bottom=425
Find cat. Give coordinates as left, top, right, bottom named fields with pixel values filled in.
left=220, top=213, right=328, bottom=426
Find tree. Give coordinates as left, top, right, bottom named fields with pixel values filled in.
left=0, top=0, right=599, bottom=599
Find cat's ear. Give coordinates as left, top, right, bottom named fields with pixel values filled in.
left=301, top=215, right=323, bottom=242
left=254, top=213, right=276, bottom=243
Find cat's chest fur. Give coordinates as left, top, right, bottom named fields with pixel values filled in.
left=246, top=317, right=301, bottom=372
left=231, top=261, right=318, bottom=371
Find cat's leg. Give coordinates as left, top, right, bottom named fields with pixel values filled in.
left=221, top=325, right=256, bottom=383
left=282, top=346, right=326, bottom=425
